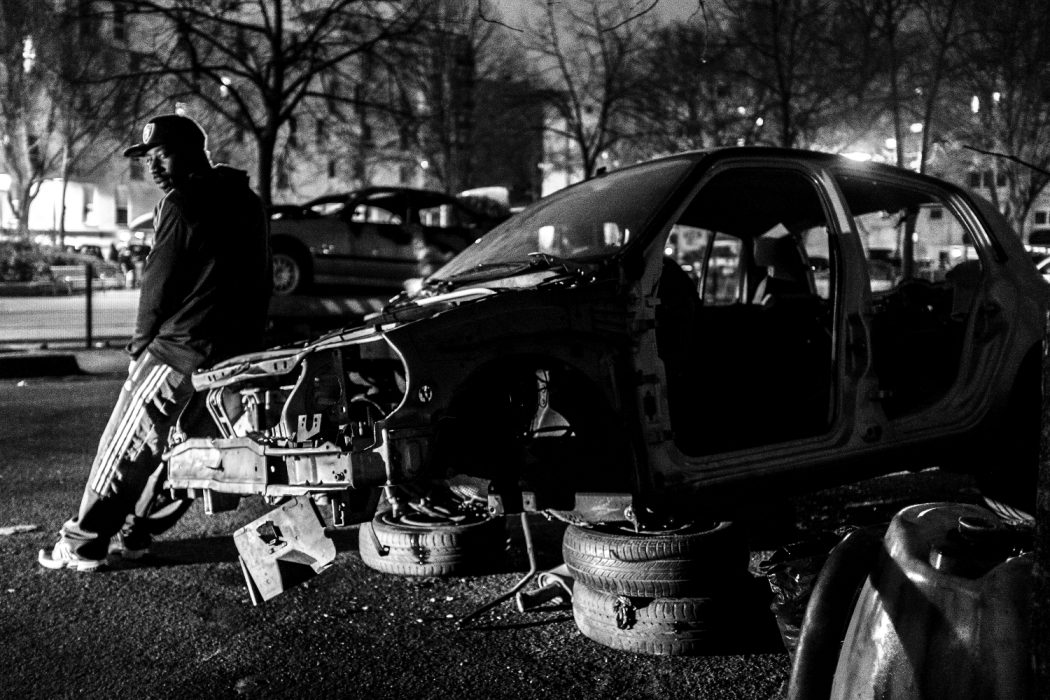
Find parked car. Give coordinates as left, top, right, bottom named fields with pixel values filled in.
left=46, top=252, right=124, bottom=291
left=1035, top=253, right=1050, bottom=283
left=267, top=186, right=510, bottom=296
left=166, top=148, right=1046, bottom=540
left=74, top=244, right=104, bottom=259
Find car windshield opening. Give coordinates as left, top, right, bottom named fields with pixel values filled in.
left=431, top=158, right=697, bottom=283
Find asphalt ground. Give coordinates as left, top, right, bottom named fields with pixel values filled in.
left=0, top=373, right=987, bottom=699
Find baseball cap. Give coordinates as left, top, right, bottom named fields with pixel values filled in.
left=123, top=114, right=207, bottom=157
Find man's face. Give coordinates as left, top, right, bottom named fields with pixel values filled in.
left=145, top=145, right=186, bottom=193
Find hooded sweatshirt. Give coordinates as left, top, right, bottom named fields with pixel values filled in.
left=127, top=165, right=272, bottom=374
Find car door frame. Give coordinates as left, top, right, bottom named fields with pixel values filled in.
left=629, top=153, right=883, bottom=511
left=827, top=164, right=1025, bottom=446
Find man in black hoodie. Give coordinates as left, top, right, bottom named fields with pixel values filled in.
left=39, top=114, right=272, bottom=571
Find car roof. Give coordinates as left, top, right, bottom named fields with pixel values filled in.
left=596, top=146, right=990, bottom=233
left=634, top=146, right=973, bottom=196
left=302, top=187, right=458, bottom=211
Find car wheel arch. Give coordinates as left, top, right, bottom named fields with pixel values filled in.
left=432, top=353, right=637, bottom=499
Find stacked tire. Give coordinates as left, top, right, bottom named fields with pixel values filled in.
left=358, top=509, right=507, bottom=577
left=563, top=521, right=752, bottom=655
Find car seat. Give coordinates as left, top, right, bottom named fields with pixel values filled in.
left=750, top=235, right=832, bottom=442
left=752, top=235, right=814, bottom=306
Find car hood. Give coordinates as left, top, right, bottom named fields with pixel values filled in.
left=192, top=286, right=502, bottom=390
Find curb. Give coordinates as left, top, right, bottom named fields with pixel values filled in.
left=0, top=349, right=128, bottom=379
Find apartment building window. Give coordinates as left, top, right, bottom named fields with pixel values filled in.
left=115, top=187, right=128, bottom=225
left=78, top=0, right=96, bottom=38
left=327, top=159, right=336, bottom=178
left=112, top=2, right=126, bottom=41
left=315, top=118, right=326, bottom=144
left=972, top=169, right=1007, bottom=188
left=83, top=187, right=96, bottom=225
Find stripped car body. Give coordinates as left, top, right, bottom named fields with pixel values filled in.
left=166, top=148, right=1048, bottom=528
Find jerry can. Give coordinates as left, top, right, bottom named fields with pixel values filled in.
left=821, top=503, right=1033, bottom=699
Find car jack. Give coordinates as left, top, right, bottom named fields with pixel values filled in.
left=234, top=496, right=337, bottom=605
left=456, top=512, right=539, bottom=628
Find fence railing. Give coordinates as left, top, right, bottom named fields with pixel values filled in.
left=0, top=263, right=138, bottom=348
left=1, top=263, right=395, bottom=349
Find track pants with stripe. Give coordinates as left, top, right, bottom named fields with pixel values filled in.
left=60, top=350, right=200, bottom=560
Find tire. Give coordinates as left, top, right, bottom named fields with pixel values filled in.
left=571, top=582, right=726, bottom=656
left=562, top=521, right=747, bottom=597
left=358, top=510, right=507, bottom=577
left=272, top=248, right=309, bottom=296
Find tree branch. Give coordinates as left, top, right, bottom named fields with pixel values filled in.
left=962, top=144, right=1050, bottom=178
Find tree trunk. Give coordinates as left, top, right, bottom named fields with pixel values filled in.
left=16, top=183, right=33, bottom=239
left=58, top=144, right=69, bottom=246
left=256, top=131, right=276, bottom=207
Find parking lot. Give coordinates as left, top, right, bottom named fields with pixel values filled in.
left=0, top=373, right=988, bottom=699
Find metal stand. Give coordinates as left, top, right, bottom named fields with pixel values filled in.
left=456, top=511, right=538, bottom=628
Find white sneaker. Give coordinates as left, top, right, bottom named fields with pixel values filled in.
left=38, top=541, right=105, bottom=572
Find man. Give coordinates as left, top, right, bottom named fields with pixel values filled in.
left=39, top=113, right=272, bottom=571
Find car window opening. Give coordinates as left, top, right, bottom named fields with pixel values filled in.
left=656, top=167, right=835, bottom=456
left=835, top=173, right=984, bottom=418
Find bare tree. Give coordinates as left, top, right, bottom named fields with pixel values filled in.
left=722, top=0, right=843, bottom=148
left=524, top=0, right=654, bottom=180
left=628, top=19, right=762, bottom=155
left=910, top=0, right=969, bottom=173
left=850, top=0, right=917, bottom=167
left=118, top=0, right=426, bottom=205
left=369, top=0, right=497, bottom=193
left=954, top=0, right=1050, bottom=235
left=0, top=1, right=148, bottom=237
left=832, top=0, right=968, bottom=172
left=0, top=0, right=54, bottom=235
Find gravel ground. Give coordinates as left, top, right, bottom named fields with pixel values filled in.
left=0, top=376, right=985, bottom=699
